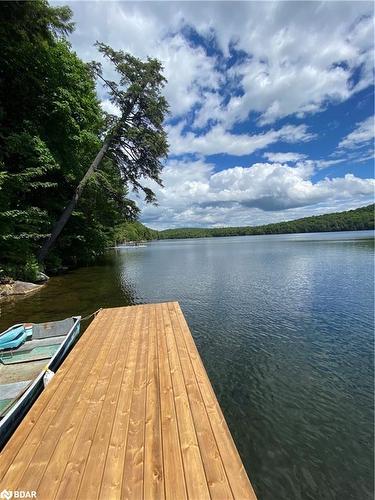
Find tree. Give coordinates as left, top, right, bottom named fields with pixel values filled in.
left=38, top=42, right=169, bottom=262
left=0, top=0, right=80, bottom=278
left=113, top=221, right=158, bottom=244
left=0, top=1, right=169, bottom=279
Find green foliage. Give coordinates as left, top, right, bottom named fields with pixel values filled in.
left=0, top=0, right=102, bottom=276
left=91, top=43, right=169, bottom=203
left=2, top=256, right=40, bottom=283
left=22, top=256, right=41, bottom=282
left=158, top=204, right=375, bottom=239
left=114, top=221, right=158, bottom=243
left=0, top=1, right=167, bottom=278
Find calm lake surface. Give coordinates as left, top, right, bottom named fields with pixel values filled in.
left=0, top=230, right=374, bottom=499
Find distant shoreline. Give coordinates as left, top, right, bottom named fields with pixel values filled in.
left=155, top=228, right=374, bottom=242
left=156, top=204, right=374, bottom=240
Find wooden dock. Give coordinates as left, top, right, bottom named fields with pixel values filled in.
left=0, top=302, right=256, bottom=499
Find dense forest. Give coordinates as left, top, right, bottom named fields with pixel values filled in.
left=0, top=1, right=167, bottom=281
left=158, top=204, right=374, bottom=239
left=114, top=221, right=158, bottom=243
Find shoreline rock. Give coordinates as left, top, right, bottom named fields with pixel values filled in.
left=0, top=280, right=45, bottom=299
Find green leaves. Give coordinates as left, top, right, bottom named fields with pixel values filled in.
left=0, top=2, right=110, bottom=274
left=113, top=220, right=158, bottom=244
left=0, top=2, right=169, bottom=276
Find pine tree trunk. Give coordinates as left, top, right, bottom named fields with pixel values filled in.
left=37, top=133, right=113, bottom=263
left=37, top=77, right=148, bottom=264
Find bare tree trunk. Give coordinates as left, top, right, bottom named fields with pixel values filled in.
left=37, top=133, right=113, bottom=263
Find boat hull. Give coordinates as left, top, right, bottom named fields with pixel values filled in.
left=0, top=316, right=81, bottom=449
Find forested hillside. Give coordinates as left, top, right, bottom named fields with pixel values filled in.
left=158, top=204, right=374, bottom=239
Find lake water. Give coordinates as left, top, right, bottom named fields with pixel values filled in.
left=0, top=230, right=374, bottom=499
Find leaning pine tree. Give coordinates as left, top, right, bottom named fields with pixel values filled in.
left=38, top=42, right=168, bottom=263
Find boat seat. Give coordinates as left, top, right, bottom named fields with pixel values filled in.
left=0, top=380, right=32, bottom=400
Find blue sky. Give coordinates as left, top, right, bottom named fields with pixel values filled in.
left=63, top=1, right=374, bottom=229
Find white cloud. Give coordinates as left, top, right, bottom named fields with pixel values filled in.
left=193, top=91, right=224, bottom=129
left=136, top=159, right=374, bottom=228
left=167, top=123, right=315, bottom=156
left=263, top=152, right=307, bottom=163
left=100, top=99, right=121, bottom=117
left=63, top=1, right=374, bottom=228
left=66, top=3, right=222, bottom=118
left=158, top=34, right=222, bottom=117
left=315, top=158, right=347, bottom=170
left=338, top=116, right=375, bottom=149
left=66, top=1, right=374, bottom=125
left=187, top=3, right=374, bottom=125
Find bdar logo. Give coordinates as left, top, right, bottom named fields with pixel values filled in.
left=0, top=492, right=35, bottom=499
left=0, top=490, right=12, bottom=500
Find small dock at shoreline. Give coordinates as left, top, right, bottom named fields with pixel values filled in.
left=0, top=302, right=256, bottom=499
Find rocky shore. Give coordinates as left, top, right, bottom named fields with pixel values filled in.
left=0, top=280, right=45, bottom=299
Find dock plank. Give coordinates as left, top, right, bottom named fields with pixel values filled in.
left=156, top=304, right=187, bottom=500
left=0, top=302, right=257, bottom=499
left=77, top=308, right=136, bottom=500
left=161, top=303, right=210, bottom=500
left=166, top=303, right=234, bottom=499
left=14, top=310, right=118, bottom=495
left=143, top=305, right=164, bottom=500
left=99, top=306, right=142, bottom=499
left=121, top=305, right=149, bottom=499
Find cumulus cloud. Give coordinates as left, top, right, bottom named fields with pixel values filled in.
left=167, top=123, right=315, bottom=156
left=64, top=1, right=374, bottom=228
left=66, top=2, right=222, bottom=119
left=136, top=159, right=374, bottom=228
left=187, top=2, right=374, bottom=126
left=157, top=34, right=222, bottom=117
left=67, top=1, right=374, bottom=126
